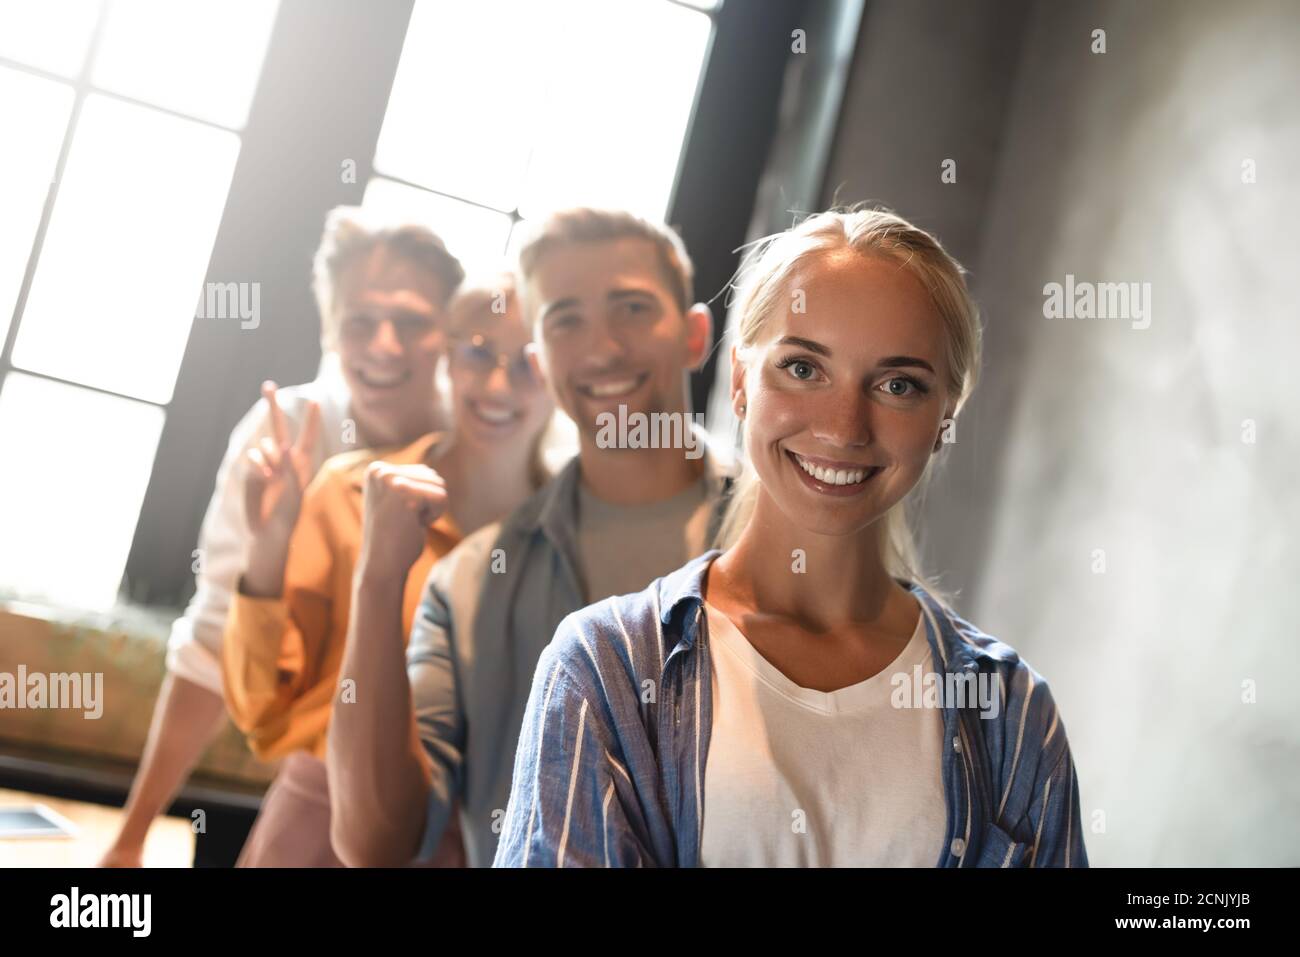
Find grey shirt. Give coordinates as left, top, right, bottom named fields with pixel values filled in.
left=408, top=443, right=735, bottom=866
left=577, top=474, right=712, bottom=603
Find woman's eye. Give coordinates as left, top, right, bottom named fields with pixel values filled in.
left=881, top=376, right=923, bottom=397
left=777, top=358, right=818, bottom=381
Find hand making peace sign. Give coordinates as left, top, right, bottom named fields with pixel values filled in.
left=243, top=380, right=321, bottom=537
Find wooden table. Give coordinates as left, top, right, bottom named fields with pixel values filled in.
left=0, top=787, right=194, bottom=867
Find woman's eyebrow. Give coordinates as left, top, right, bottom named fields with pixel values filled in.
left=776, top=336, right=936, bottom=373
left=878, top=355, right=936, bottom=373
left=776, top=335, right=832, bottom=356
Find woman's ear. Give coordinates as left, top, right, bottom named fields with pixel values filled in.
left=730, top=344, right=747, bottom=419
left=933, top=410, right=955, bottom=452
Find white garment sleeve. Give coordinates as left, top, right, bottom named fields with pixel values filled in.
left=164, top=376, right=353, bottom=694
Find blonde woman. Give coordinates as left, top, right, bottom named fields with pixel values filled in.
left=494, top=208, right=1088, bottom=868
left=223, top=274, right=554, bottom=866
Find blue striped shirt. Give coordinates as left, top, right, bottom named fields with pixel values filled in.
left=493, top=550, right=1088, bottom=867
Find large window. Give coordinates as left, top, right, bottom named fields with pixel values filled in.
left=361, top=0, right=715, bottom=273
left=0, top=0, right=794, bottom=614
left=0, top=0, right=279, bottom=610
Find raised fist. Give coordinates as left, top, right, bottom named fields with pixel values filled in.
left=357, top=460, right=449, bottom=582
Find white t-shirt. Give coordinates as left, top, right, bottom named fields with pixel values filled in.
left=164, top=358, right=356, bottom=694
left=699, top=601, right=947, bottom=867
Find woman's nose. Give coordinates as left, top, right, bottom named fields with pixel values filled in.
left=811, top=391, right=871, bottom=448
left=485, top=360, right=512, bottom=394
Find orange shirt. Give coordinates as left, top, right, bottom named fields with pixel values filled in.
left=222, top=432, right=459, bottom=762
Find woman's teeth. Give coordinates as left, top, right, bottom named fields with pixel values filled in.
left=794, top=453, right=874, bottom=486
left=583, top=375, right=643, bottom=398
left=473, top=402, right=516, bottom=424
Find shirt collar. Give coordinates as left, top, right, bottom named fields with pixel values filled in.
left=659, top=549, right=720, bottom=636
left=515, top=453, right=583, bottom=539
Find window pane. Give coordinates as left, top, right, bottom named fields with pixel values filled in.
left=0, top=67, right=74, bottom=347
left=0, top=0, right=102, bottom=78
left=13, top=94, right=241, bottom=404
left=91, top=0, right=279, bottom=129
left=374, top=0, right=544, bottom=212
left=518, top=0, right=711, bottom=219
left=0, top=373, right=164, bottom=611
left=363, top=177, right=513, bottom=277
left=378, top=0, right=711, bottom=221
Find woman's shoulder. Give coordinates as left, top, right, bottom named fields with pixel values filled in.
left=316, top=447, right=379, bottom=481
left=915, top=586, right=1035, bottom=676
left=306, top=432, right=438, bottom=497
left=545, top=594, right=650, bottom=692
left=916, top=588, right=1075, bottom=768
left=546, top=552, right=718, bottom=696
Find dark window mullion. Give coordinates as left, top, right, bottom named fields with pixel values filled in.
left=368, top=169, right=518, bottom=218
left=1, top=366, right=169, bottom=410
left=668, top=0, right=807, bottom=416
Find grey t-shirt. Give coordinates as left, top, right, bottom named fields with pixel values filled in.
left=576, top=475, right=713, bottom=602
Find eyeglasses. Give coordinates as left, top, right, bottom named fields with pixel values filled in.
left=339, top=312, right=441, bottom=345
left=448, top=333, right=539, bottom=387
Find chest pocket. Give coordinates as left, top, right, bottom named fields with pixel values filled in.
left=959, top=705, right=1038, bottom=867
left=974, top=820, right=1029, bottom=867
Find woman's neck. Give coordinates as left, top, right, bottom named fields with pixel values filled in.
left=352, top=406, right=438, bottom=451
left=710, top=492, right=906, bottom=631
left=433, top=433, right=536, bottom=537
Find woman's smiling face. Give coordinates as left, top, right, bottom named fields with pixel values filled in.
left=735, top=249, right=953, bottom=538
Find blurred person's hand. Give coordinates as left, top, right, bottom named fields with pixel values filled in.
left=356, top=461, right=448, bottom=585
left=97, top=845, right=143, bottom=868
left=240, top=381, right=320, bottom=597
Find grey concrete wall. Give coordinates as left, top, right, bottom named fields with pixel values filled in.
left=820, top=0, right=1300, bottom=864
left=821, top=0, right=1031, bottom=269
